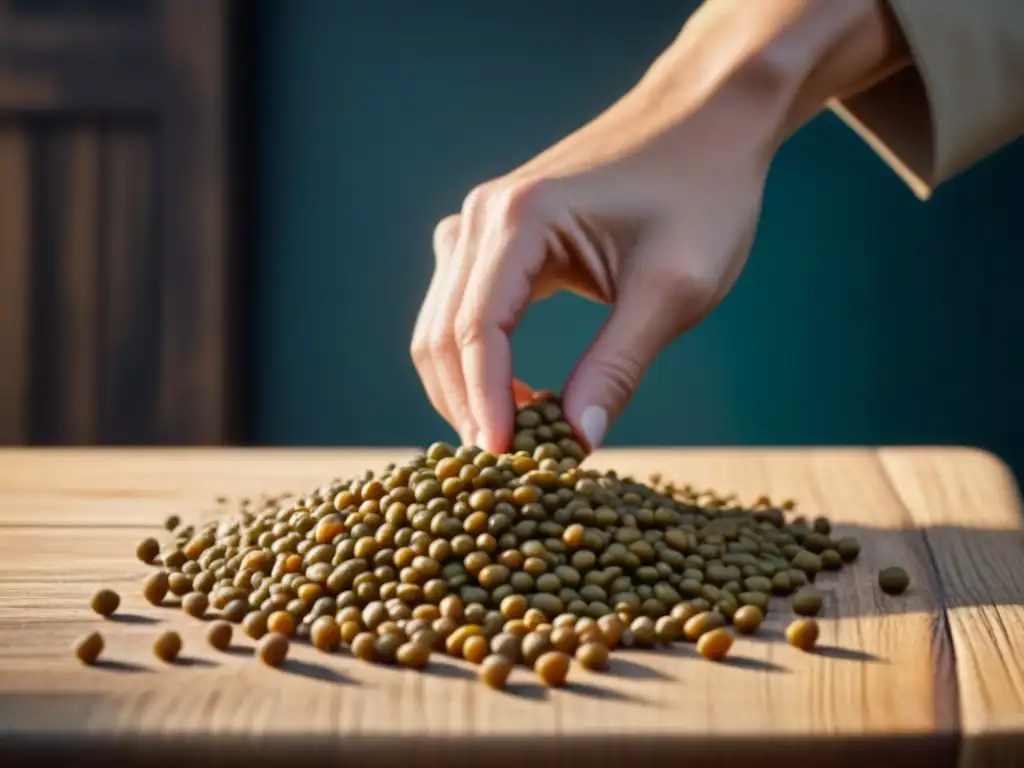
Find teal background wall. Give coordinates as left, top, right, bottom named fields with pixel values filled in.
left=253, top=1, right=1024, bottom=479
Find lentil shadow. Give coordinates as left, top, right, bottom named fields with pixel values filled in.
left=562, top=680, right=641, bottom=703
left=281, top=658, right=355, bottom=685
left=503, top=681, right=549, bottom=701
left=426, top=659, right=476, bottom=681
left=221, top=644, right=254, bottom=657
left=175, top=656, right=218, bottom=668
left=107, top=613, right=161, bottom=625
left=720, top=656, right=788, bottom=673
left=92, top=659, right=152, bottom=673
left=813, top=645, right=884, bottom=663
left=606, top=655, right=674, bottom=680
left=743, top=627, right=786, bottom=643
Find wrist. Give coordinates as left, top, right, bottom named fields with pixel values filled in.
left=640, top=0, right=907, bottom=152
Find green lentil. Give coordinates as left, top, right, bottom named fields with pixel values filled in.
left=878, top=566, right=910, bottom=595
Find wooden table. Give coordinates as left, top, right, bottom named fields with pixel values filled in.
left=2, top=447, right=1023, bottom=768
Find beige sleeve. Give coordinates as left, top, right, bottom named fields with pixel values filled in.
left=829, top=0, right=1024, bottom=200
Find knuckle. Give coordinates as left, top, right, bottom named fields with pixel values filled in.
left=461, top=177, right=553, bottom=226
left=409, top=332, right=430, bottom=366
left=495, top=177, right=552, bottom=223
left=452, top=307, right=486, bottom=350
left=427, top=327, right=454, bottom=357
left=432, top=214, right=461, bottom=258
left=460, top=183, right=494, bottom=219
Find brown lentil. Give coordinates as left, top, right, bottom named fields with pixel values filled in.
left=696, top=628, right=733, bottom=661
left=182, top=591, right=208, bottom=619
left=136, top=537, right=161, bottom=565
left=535, top=650, right=571, bottom=687
left=397, top=641, right=431, bottom=669
left=206, top=620, right=233, bottom=651
left=462, top=634, right=489, bottom=664
left=786, top=618, right=820, bottom=651
left=90, top=588, right=120, bottom=618
left=351, top=632, right=378, bottom=662
left=576, top=641, right=610, bottom=671
left=311, top=616, right=341, bottom=652
left=479, top=654, right=514, bottom=689
left=259, top=632, right=290, bottom=667
left=142, top=571, right=169, bottom=606
left=153, top=630, right=182, bottom=663
left=74, top=631, right=104, bottom=665
left=732, top=605, right=763, bottom=635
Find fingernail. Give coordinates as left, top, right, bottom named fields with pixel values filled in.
left=579, top=405, right=607, bottom=451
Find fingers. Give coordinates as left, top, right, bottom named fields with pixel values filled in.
left=561, top=232, right=717, bottom=451
left=456, top=217, right=545, bottom=452
left=412, top=182, right=552, bottom=452
left=410, top=214, right=463, bottom=434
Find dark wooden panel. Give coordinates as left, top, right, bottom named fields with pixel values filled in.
left=0, top=122, right=31, bottom=445
left=0, top=0, right=239, bottom=446
left=0, top=0, right=158, bottom=112
left=156, top=0, right=235, bottom=445
left=99, top=125, right=159, bottom=445
left=29, top=122, right=103, bottom=444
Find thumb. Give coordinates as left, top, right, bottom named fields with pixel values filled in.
left=562, top=249, right=707, bottom=452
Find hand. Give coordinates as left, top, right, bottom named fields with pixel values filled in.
left=411, top=0, right=903, bottom=454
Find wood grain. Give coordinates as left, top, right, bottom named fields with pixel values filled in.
left=0, top=447, right=1020, bottom=767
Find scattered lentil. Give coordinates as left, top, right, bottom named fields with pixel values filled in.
left=786, top=618, right=820, bottom=651
left=878, top=566, right=910, bottom=595
left=74, top=631, right=104, bottom=665
left=90, top=588, right=120, bottom=618
left=153, top=630, right=182, bottom=663
left=696, top=628, right=733, bottom=661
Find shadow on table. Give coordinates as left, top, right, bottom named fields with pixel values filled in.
left=746, top=521, right=1024, bottom=620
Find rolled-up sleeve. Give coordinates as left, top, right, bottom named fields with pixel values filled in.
left=829, top=0, right=1024, bottom=200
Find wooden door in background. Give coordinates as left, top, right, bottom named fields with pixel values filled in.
left=0, top=0, right=240, bottom=446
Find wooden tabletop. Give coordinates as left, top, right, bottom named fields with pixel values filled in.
left=1, top=446, right=1023, bottom=768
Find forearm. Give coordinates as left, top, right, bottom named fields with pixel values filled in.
left=640, top=0, right=909, bottom=151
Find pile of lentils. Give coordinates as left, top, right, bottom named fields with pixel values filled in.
left=76, top=393, right=910, bottom=687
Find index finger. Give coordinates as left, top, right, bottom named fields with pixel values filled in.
left=454, top=222, right=547, bottom=453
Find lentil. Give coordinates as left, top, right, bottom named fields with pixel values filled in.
left=480, top=654, right=514, bottom=689
left=259, top=632, right=289, bottom=667
left=153, top=630, right=182, bottom=663
left=696, top=628, right=733, bottom=661
left=786, top=618, right=820, bottom=651
left=878, top=566, right=910, bottom=595
left=136, top=537, right=161, bottom=565
left=732, top=605, right=763, bottom=635
left=576, top=641, right=610, bottom=671
left=535, top=650, right=571, bottom=687
left=206, top=620, right=233, bottom=651
left=90, top=588, right=120, bottom=618
left=99, top=396, right=875, bottom=685
left=74, top=631, right=104, bottom=665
